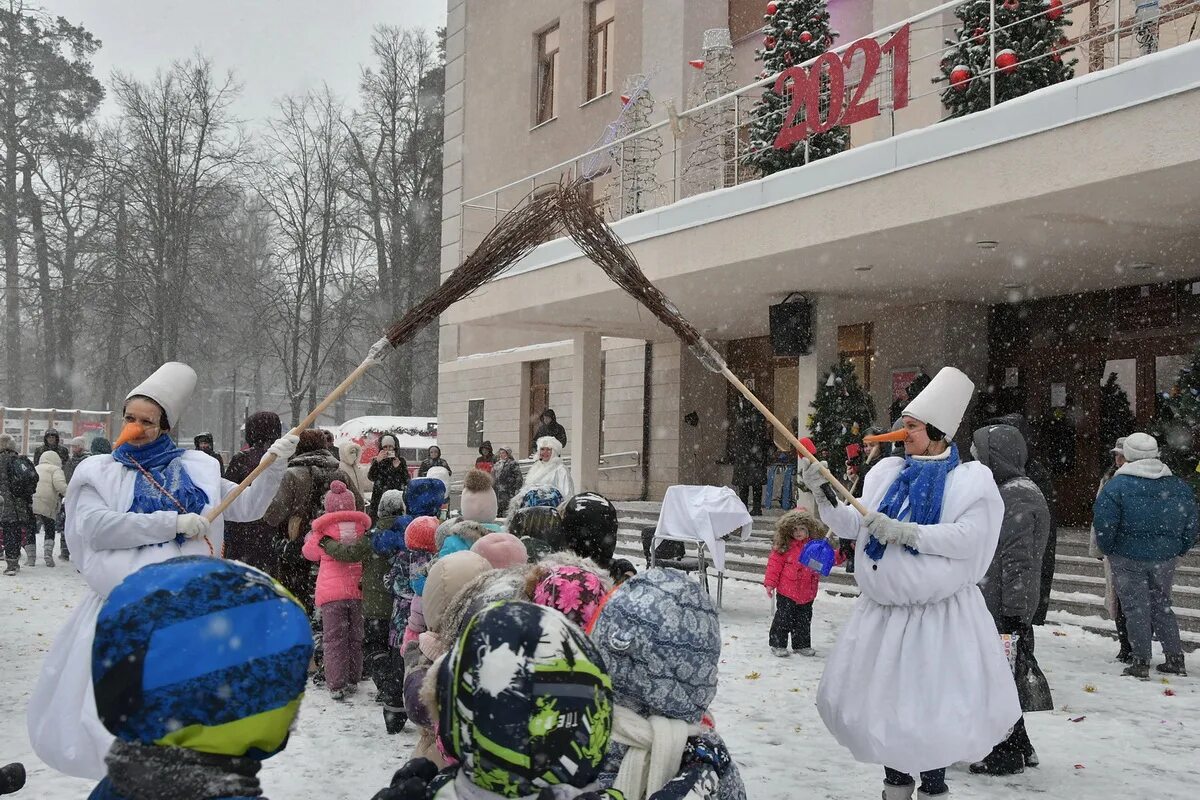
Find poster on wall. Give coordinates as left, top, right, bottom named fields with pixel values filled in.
left=891, top=368, right=921, bottom=402
left=1050, top=383, right=1067, bottom=408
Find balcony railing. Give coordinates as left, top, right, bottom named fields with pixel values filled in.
left=459, top=0, right=1199, bottom=261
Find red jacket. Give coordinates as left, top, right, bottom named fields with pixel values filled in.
left=764, top=537, right=841, bottom=605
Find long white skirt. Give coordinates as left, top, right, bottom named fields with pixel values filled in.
left=27, top=590, right=113, bottom=780
left=816, top=586, right=1020, bottom=777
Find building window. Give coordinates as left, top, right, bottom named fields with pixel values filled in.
left=729, top=0, right=766, bottom=42
left=536, top=25, right=560, bottom=125
left=587, top=0, right=615, bottom=101
left=837, top=323, right=874, bottom=388
left=528, top=359, right=551, bottom=449
left=467, top=398, right=485, bottom=448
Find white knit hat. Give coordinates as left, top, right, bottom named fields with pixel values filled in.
left=901, top=366, right=975, bottom=440
left=459, top=468, right=498, bottom=523
left=126, top=362, right=197, bottom=429
left=1122, top=432, right=1159, bottom=462
left=536, top=436, right=563, bottom=455
left=426, top=465, right=452, bottom=492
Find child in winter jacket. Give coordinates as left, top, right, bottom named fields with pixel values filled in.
left=371, top=601, right=621, bottom=800
left=397, top=515, right=440, bottom=645
left=764, top=508, right=837, bottom=657
left=303, top=480, right=372, bottom=699
left=88, top=557, right=313, bottom=800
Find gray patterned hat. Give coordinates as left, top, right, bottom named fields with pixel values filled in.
left=589, top=568, right=720, bottom=723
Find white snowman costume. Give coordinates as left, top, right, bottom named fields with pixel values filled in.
left=26, top=363, right=290, bottom=779
left=814, top=368, right=1020, bottom=778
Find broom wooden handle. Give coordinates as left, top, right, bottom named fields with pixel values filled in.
left=205, top=341, right=387, bottom=523
left=719, top=365, right=868, bottom=516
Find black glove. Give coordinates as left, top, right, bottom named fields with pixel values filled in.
left=681, top=733, right=732, bottom=776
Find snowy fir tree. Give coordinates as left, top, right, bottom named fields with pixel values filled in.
left=936, top=0, right=1077, bottom=118
left=746, top=0, right=849, bottom=176
left=1154, top=347, right=1200, bottom=494
left=1098, top=371, right=1135, bottom=460
left=809, top=357, right=875, bottom=481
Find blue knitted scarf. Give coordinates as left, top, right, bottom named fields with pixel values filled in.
left=113, top=435, right=209, bottom=543
left=864, top=444, right=960, bottom=561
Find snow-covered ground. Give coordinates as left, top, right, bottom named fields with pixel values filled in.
left=3, top=564, right=1197, bottom=799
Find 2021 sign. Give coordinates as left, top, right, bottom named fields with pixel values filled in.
left=773, top=24, right=911, bottom=149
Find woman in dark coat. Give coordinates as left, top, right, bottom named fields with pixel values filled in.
left=492, top=446, right=524, bottom=516
left=474, top=440, right=496, bottom=473
left=222, top=411, right=283, bottom=572
left=970, top=422, right=1052, bottom=775
left=366, top=432, right=409, bottom=521
left=730, top=398, right=773, bottom=516
left=417, top=445, right=450, bottom=477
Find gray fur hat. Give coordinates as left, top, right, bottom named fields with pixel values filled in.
left=589, top=567, right=720, bottom=723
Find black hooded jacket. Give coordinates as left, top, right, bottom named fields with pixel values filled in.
left=534, top=409, right=568, bottom=449
left=33, top=429, right=68, bottom=465
left=973, top=424, right=1051, bottom=624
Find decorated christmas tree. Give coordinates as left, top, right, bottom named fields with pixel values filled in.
left=1154, top=348, right=1200, bottom=493
left=809, top=357, right=876, bottom=481
left=1098, top=371, right=1135, bottom=459
left=936, top=0, right=1077, bottom=118
left=746, top=0, right=849, bottom=176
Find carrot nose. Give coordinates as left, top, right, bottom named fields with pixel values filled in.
left=114, top=422, right=146, bottom=447
left=863, top=429, right=909, bottom=446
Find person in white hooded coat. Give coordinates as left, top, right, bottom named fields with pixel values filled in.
left=804, top=367, right=1019, bottom=800
left=519, top=435, right=575, bottom=499
left=26, top=362, right=299, bottom=780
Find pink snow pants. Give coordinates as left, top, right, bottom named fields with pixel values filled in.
left=322, top=599, right=364, bottom=691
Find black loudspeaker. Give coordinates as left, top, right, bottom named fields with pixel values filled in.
left=769, top=298, right=813, bottom=356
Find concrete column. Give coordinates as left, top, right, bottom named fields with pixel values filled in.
left=570, top=331, right=602, bottom=493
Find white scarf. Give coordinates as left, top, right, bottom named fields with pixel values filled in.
left=1116, top=458, right=1173, bottom=480
left=611, top=705, right=700, bottom=800
left=523, top=456, right=566, bottom=488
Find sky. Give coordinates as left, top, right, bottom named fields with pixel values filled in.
left=46, top=0, right=447, bottom=127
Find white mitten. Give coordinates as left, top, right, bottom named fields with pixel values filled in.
left=800, top=459, right=831, bottom=497
left=865, top=511, right=920, bottom=548
left=267, top=434, right=300, bottom=462
left=176, top=513, right=211, bottom=540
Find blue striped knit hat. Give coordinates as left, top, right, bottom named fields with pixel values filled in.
left=92, top=557, right=314, bottom=758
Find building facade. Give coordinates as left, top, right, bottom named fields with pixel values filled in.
left=437, top=0, right=1200, bottom=524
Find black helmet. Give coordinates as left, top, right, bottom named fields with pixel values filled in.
left=508, top=505, right=563, bottom=551
left=559, top=492, right=619, bottom=568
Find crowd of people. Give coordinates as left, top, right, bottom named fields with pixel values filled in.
left=2, top=361, right=1196, bottom=800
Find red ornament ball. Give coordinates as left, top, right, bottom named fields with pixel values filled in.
left=1002, top=0, right=1020, bottom=9
left=766, top=1, right=778, bottom=14
left=1046, top=0, right=1064, bottom=19
left=799, top=30, right=813, bottom=43
left=764, top=35, right=777, bottom=49
left=995, top=48, right=1019, bottom=73
left=950, top=64, right=971, bottom=90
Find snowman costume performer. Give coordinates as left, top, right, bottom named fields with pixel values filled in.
left=804, top=367, right=1019, bottom=799
left=27, top=363, right=299, bottom=779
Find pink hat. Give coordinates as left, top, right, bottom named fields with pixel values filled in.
left=405, top=516, right=440, bottom=553
left=532, top=566, right=607, bottom=629
left=470, top=532, right=528, bottom=569
left=324, top=480, right=356, bottom=513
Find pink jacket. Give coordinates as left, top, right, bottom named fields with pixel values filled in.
left=764, top=537, right=840, bottom=605
left=303, top=509, right=371, bottom=607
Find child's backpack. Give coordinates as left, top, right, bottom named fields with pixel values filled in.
left=799, top=539, right=836, bottom=576
left=8, top=454, right=38, bottom=499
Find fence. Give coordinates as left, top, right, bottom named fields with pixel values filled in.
left=460, top=0, right=1199, bottom=259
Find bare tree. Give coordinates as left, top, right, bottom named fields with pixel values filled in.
left=344, top=26, right=444, bottom=414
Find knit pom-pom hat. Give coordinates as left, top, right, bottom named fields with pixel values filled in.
left=404, top=516, right=441, bottom=553
left=376, top=489, right=406, bottom=519
left=324, top=480, right=355, bottom=513
left=459, top=468, right=498, bottom=523
left=470, top=532, right=528, bottom=569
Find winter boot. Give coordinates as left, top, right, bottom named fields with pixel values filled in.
left=794, top=647, right=816, bottom=657
left=1023, top=746, right=1039, bottom=768
left=44, top=542, right=55, bottom=567
left=24, top=544, right=35, bottom=567
left=3, top=560, right=17, bottom=576
left=917, top=792, right=949, bottom=799
left=969, top=751, right=1024, bottom=776
left=770, top=647, right=790, bottom=657
left=383, top=706, right=408, bottom=735
left=1156, top=654, right=1187, bottom=677
left=0, top=762, right=26, bottom=795
left=881, top=783, right=915, bottom=800
left=59, top=542, right=69, bottom=561
left=1114, top=646, right=1132, bottom=664
left=1122, top=658, right=1150, bottom=680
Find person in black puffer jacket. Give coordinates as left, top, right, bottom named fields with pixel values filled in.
left=223, top=411, right=283, bottom=572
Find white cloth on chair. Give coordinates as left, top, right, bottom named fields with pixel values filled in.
left=655, top=485, right=753, bottom=571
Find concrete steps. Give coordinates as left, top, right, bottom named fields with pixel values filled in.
left=614, top=503, right=1200, bottom=646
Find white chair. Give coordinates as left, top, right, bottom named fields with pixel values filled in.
left=651, top=485, right=754, bottom=609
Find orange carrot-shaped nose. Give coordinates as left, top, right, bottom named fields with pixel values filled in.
left=863, top=429, right=909, bottom=446
left=114, top=422, right=146, bottom=447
